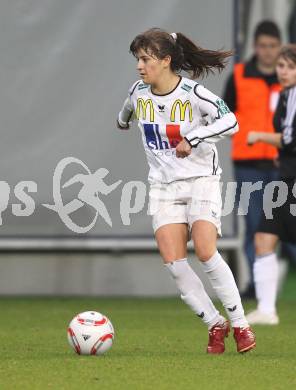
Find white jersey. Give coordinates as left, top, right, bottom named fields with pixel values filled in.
left=118, top=76, right=238, bottom=184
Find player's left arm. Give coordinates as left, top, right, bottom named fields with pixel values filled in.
left=184, top=85, right=239, bottom=147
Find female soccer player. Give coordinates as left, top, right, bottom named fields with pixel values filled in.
left=247, top=44, right=296, bottom=325
left=117, top=28, right=255, bottom=354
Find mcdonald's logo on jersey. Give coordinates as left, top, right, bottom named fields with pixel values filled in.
left=143, top=123, right=182, bottom=150
left=136, top=98, right=155, bottom=122
left=170, top=99, right=193, bottom=122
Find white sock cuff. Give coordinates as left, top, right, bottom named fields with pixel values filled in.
left=255, top=252, right=277, bottom=264
left=254, top=252, right=278, bottom=283
left=200, top=251, right=221, bottom=272
left=164, top=258, right=188, bottom=277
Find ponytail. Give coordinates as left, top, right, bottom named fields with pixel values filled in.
left=175, top=32, right=233, bottom=78
left=129, top=28, right=233, bottom=79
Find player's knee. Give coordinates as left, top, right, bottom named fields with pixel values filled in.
left=194, top=242, right=216, bottom=262
left=255, top=232, right=272, bottom=256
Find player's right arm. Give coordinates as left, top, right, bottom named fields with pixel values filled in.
left=117, top=96, right=134, bottom=129
left=117, top=80, right=140, bottom=130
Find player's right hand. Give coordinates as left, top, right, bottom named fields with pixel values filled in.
left=116, top=119, right=129, bottom=130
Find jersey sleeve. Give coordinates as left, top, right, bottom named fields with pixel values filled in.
left=185, top=84, right=239, bottom=147
left=280, top=89, right=296, bottom=153
left=117, top=80, right=140, bottom=128
left=117, top=96, right=134, bottom=128
left=281, top=124, right=296, bottom=153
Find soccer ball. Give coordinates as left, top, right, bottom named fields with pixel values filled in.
left=67, top=311, right=114, bottom=355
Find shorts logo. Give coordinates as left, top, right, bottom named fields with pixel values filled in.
left=143, top=124, right=182, bottom=150
left=211, top=210, right=218, bottom=218
left=170, top=99, right=193, bottom=122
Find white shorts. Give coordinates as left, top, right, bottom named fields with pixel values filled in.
left=148, top=176, right=222, bottom=236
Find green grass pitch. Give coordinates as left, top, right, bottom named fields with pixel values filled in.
left=0, top=271, right=296, bottom=390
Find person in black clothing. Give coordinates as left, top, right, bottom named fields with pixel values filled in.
left=223, top=21, right=282, bottom=299
left=246, top=44, right=296, bottom=325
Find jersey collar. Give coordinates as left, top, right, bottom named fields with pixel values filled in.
left=150, top=76, right=182, bottom=97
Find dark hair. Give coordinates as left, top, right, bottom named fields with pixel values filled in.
left=278, top=44, right=296, bottom=64
left=129, top=28, right=232, bottom=79
left=254, top=20, right=281, bottom=42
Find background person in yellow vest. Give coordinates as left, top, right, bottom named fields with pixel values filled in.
left=223, top=21, right=282, bottom=298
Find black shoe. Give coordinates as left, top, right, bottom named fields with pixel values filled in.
left=241, top=285, right=256, bottom=300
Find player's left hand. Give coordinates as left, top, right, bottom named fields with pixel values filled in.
left=176, top=138, right=192, bottom=158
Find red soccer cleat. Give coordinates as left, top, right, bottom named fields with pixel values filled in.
left=207, top=320, right=230, bottom=354
left=233, top=326, right=256, bottom=353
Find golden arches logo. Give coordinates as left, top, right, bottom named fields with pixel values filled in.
left=136, top=98, right=155, bottom=122
left=170, top=100, right=193, bottom=122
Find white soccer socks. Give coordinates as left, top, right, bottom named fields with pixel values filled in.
left=164, top=258, right=224, bottom=328
left=253, top=252, right=279, bottom=315
left=201, top=251, right=248, bottom=328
